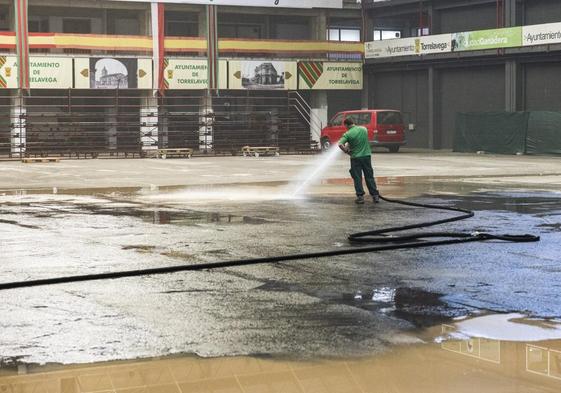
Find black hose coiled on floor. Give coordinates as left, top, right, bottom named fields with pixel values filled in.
left=0, top=195, right=540, bottom=291
left=349, top=195, right=539, bottom=245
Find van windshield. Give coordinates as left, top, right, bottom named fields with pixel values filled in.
left=377, top=111, right=403, bottom=125
left=346, top=112, right=372, bottom=126
left=330, top=113, right=344, bottom=126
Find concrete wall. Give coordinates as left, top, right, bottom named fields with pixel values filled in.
left=29, top=6, right=104, bottom=34
left=369, top=70, right=429, bottom=148
left=368, top=0, right=561, bottom=36
left=524, top=63, right=561, bottom=111
left=0, top=4, right=9, bottom=32
left=327, top=90, right=362, bottom=121
left=438, top=3, right=497, bottom=34
left=524, top=0, right=561, bottom=25
left=273, top=16, right=311, bottom=40
left=439, top=65, right=505, bottom=149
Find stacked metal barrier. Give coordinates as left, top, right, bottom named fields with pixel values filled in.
left=0, top=90, right=316, bottom=159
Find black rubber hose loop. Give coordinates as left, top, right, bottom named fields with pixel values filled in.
left=0, top=194, right=540, bottom=291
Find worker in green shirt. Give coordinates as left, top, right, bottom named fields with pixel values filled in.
left=338, top=118, right=380, bottom=204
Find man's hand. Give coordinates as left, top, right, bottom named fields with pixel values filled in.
left=338, top=144, right=351, bottom=155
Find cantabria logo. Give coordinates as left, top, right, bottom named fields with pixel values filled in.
left=299, top=62, right=324, bottom=88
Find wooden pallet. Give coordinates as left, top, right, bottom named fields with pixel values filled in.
left=22, top=157, right=61, bottom=163
left=158, top=148, right=193, bottom=159
left=241, top=146, right=280, bottom=157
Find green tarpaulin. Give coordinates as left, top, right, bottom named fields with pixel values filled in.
left=454, top=111, right=561, bottom=155
left=526, top=111, right=561, bottom=155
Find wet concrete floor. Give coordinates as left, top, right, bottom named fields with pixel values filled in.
left=0, top=181, right=561, bottom=363
left=1, top=177, right=561, bottom=391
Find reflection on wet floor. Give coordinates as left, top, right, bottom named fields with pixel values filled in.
left=152, top=210, right=269, bottom=226
left=1, top=331, right=561, bottom=393
left=0, top=195, right=272, bottom=228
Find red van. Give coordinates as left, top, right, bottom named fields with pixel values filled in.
left=320, top=110, right=407, bottom=153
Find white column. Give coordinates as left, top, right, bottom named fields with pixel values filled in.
left=310, top=91, right=328, bottom=143
left=141, top=94, right=159, bottom=151
left=106, top=107, right=117, bottom=150
left=10, top=95, right=26, bottom=157
left=199, top=92, right=213, bottom=152
left=151, top=2, right=162, bottom=93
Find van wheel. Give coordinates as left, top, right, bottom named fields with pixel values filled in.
left=321, top=139, right=331, bottom=152
left=388, top=146, right=400, bottom=153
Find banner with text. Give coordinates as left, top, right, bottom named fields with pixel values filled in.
left=451, top=27, right=522, bottom=52
left=523, top=22, right=561, bottom=47
left=111, top=1, right=342, bottom=9
left=163, top=58, right=227, bottom=89
left=229, top=60, right=297, bottom=90
left=298, top=62, right=362, bottom=90
left=415, top=34, right=453, bottom=55
left=0, top=56, right=72, bottom=89
left=365, top=38, right=416, bottom=59
left=365, top=34, right=452, bottom=59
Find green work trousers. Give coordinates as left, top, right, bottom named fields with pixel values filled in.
left=350, top=156, right=379, bottom=197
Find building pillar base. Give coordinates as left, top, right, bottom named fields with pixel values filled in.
left=141, top=93, right=159, bottom=152
left=10, top=95, right=26, bottom=158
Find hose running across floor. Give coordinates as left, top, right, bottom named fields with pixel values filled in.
left=0, top=195, right=540, bottom=291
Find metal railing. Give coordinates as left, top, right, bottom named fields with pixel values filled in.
left=289, top=91, right=324, bottom=130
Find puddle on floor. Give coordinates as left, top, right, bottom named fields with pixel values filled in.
left=1, top=315, right=561, bottom=392
left=0, top=193, right=274, bottom=227
left=344, top=287, right=467, bottom=328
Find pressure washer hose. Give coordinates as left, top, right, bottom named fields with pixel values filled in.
left=0, top=195, right=539, bottom=291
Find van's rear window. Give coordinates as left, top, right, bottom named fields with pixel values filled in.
left=377, top=112, right=403, bottom=125
left=346, top=112, right=371, bottom=125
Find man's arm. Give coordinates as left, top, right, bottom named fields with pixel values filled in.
left=338, top=133, right=350, bottom=154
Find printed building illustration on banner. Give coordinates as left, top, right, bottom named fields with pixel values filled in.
left=298, top=62, right=362, bottom=90
left=229, top=60, right=297, bottom=90
left=75, top=58, right=152, bottom=89
left=91, top=58, right=138, bottom=89
left=0, top=56, right=72, bottom=89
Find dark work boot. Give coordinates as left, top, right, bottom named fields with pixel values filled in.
left=373, top=194, right=380, bottom=203
left=355, top=196, right=365, bottom=204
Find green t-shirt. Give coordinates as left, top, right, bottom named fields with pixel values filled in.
left=339, top=125, right=372, bottom=158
